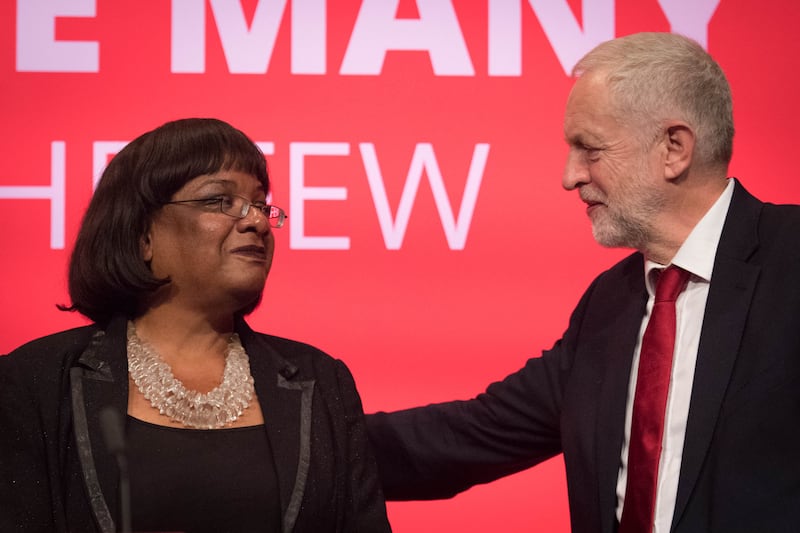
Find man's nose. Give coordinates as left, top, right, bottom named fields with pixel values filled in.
left=562, top=150, right=590, bottom=191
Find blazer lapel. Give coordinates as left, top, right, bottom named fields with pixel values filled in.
left=594, top=256, right=649, bottom=533
left=70, top=316, right=130, bottom=533
left=241, top=324, right=315, bottom=533
left=671, top=181, right=762, bottom=528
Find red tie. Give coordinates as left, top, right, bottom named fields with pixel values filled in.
left=619, top=265, right=690, bottom=533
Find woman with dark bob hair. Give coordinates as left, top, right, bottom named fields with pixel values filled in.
left=0, top=118, right=391, bottom=533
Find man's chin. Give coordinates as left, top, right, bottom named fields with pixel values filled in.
left=592, top=226, right=645, bottom=251
left=592, top=225, right=632, bottom=249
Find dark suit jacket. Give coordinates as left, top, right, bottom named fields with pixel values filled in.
left=0, top=315, right=390, bottom=533
left=367, top=180, right=800, bottom=533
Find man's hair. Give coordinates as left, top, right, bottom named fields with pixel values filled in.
left=63, top=118, right=270, bottom=325
left=573, top=32, right=734, bottom=170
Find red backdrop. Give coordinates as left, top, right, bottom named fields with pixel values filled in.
left=3, top=1, right=800, bottom=531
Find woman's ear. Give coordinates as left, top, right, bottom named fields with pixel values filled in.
left=140, top=231, right=153, bottom=262
left=663, top=122, right=696, bottom=180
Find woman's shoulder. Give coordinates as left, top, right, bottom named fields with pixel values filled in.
left=243, top=329, right=354, bottom=379
left=3, top=324, right=101, bottom=367
left=249, top=331, right=339, bottom=365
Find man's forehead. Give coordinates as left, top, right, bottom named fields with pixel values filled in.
left=563, top=104, right=624, bottom=147
left=569, top=72, right=610, bottom=100
left=564, top=81, right=608, bottom=119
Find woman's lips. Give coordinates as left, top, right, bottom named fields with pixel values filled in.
left=231, top=245, right=267, bottom=260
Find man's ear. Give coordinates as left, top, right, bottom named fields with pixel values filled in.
left=663, top=122, right=695, bottom=180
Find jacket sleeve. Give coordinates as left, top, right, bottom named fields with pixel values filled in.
left=333, top=359, right=393, bottom=532
left=365, top=275, right=605, bottom=501
left=0, top=349, right=64, bottom=532
left=366, top=349, right=567, bottom=501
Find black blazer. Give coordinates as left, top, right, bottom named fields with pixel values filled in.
left=368, top=180, right=800, bottom=533
left=0, top=315, right=390, bottom=533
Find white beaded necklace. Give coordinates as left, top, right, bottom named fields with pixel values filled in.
left=126, top=321, right=255, bottom=429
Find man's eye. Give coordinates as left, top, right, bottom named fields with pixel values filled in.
left=582, top=145, right=601, bottom=161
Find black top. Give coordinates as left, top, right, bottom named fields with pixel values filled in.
left=0, top=316, right=391, bottom=532
left=126, top=416, right=281, bottom=533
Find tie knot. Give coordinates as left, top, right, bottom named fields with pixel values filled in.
left=654, top=265, right=689, bottom=303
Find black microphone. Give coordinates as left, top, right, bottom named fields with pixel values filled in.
left=100, top=406, right=132, bottom=533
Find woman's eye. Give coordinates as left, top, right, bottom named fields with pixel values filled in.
left=193, top=196, right=230, bottom=213
left=202, top=195, right=233, bottom=209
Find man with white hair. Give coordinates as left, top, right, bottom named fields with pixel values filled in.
left=368, top=32, right=800, bottom=533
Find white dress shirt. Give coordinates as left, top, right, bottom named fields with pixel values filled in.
left=615, top=179, right=735, bottom=533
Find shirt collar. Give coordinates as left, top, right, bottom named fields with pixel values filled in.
left=644, top=178, right=735, bottom=295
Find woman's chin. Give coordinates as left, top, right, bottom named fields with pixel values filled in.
left=230, top=287, right=265, bottom=316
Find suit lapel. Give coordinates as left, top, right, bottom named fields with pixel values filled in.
left=671, top=181, right=762, bottom=528
left=594, top=257, right=649, bottom=533
left=241, top=324, right=315, bottom=533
